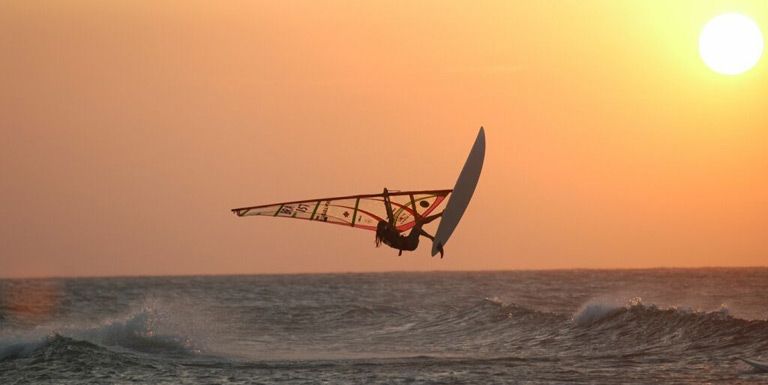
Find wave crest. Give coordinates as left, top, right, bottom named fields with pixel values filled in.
left=76, top=309, right=200, bottom=355
left=1, top=305, right=203, bottom=361
left=572, top=297, right=737, bottom=327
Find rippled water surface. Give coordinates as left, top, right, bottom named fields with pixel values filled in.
left=3, top=269, right=768, bottom=384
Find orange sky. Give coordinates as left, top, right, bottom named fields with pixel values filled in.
left=1, top=1, right=767, bottom=278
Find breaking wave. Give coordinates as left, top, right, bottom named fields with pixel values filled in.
left=0, top=307, right=202, bottom=362
left=566, top=297, right=768, bottom=356
left=73, top=309, right=200, bottom=355
left=4, top=295, right=768, bottom=365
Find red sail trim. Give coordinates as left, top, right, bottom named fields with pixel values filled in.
left=394, top=195, right=447, bottom=232
left=329, top=195, right=440, bottom=221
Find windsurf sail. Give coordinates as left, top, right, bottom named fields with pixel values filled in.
left=232, top=189, right=452, bottom=232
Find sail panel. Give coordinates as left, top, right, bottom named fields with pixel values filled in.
left=232, top=189, right=451, bottom=232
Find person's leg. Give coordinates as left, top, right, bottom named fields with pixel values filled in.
left=420, top=212, right=443, bottom=225
left=415, top=228, right=444, bottom=258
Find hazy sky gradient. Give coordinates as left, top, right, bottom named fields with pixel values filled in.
left=2, top=1, right=767, bottom=278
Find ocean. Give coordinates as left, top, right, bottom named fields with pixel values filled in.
left=2, top=268, right=768, bottom=384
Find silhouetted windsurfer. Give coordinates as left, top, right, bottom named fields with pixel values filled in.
left=375, top=188, right=444, bottom=258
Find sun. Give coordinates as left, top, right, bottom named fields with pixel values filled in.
left=699, top=13, right=764, bottom=75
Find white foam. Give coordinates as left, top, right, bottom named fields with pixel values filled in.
left=572, top=300, right=625, bottom=326
left=73, top=308, right=199, bottom=354
left=1, top=301, right=208, bottom=359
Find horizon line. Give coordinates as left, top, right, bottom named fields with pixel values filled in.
left=3, top=265, right=768, bottom=280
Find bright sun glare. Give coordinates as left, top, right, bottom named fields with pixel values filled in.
left=699, top=13, right=764, bottom=75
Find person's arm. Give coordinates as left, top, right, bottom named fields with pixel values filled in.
left=383, top=188, right=396, bottom=226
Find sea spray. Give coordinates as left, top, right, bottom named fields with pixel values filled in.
left=571, top=297, right=639, bottom=326
left=73, top=308, right=200, bottom=355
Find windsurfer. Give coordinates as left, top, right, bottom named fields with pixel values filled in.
left=375, top=188, right=445, bottom=258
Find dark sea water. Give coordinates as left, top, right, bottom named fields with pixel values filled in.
left=3, top=268, right=768, bottom=384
